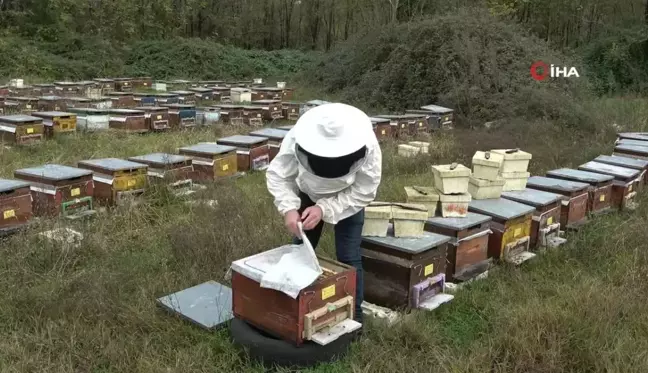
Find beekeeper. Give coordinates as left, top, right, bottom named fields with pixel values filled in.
left=265, top=103, right=382, bottom=323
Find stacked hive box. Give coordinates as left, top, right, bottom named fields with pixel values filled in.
left=469, top=151, right=505, bottom=199
left=491, top=149, right=532, bottom=191
left=431, top=164, right=472, bottom=218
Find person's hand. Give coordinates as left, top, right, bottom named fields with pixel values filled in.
left=284, top=210, right=301, bottom=237
left=301, top=206, right=323, bottom=230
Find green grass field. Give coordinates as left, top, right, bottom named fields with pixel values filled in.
left=1, top=97, right=648, bottom=372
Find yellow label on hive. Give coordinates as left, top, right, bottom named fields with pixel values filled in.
left=401, top=124, right=405, bottom=128
left=157, top=115, right=162, bottom=120
left=381, top=130, right=386, bottom=135
left=26, top=128, right=34, bottom=134
left=514, top=228, right=522, bottom=237
left=600, top=195, right=605, bottom=202
left=547, top=217, right=553, bottom=225
left=291, top=109, right=295, bottom=112
left=222, top=164, right=229, bottom=171
left=71, top=188, right=80, bottom=196
left=419, top=122, right=423, bottom=127
left=26, top=104, right=31, bottom=109
left=3, top=209, right=15, bottom=219
left=424, top=264, right=433, bottom=276
left=127, top=179, right=136, bottom=187
left=144, top=83, right=148, bottom=86
left=629, top=185, right=633, bottom=192
left=322, top=285, right=335, bottom=300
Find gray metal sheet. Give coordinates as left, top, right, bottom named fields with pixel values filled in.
left=526, top=176, right=590, bottom=192
left=617, top=132, right=648, bottom=141
left=369, top=117, right=390, bottom=124
left=129, top=153, right=191, bottom=165
left=420, top=104, right=453, bottom=113
left=501, top=188, right=563, bottom=208
left=617, top=139, right=648, bottom=147
left=362, top=225, right=451, bottom=254
left=426, top=212, right=492, bottom=231
left=0, top=114, right=42, bottom=123
left=469, top=198, right=535, bottom=221
left=169, top=91, right=194, bottom=95
left=546, top=168, right=614, bottom=183
left=67, top=108, right=109, bottom=115
left=0, top=178, right=31, bottom=193
left=578, top=161, right=639, bottom=179
left=78, top=158, right=147, bottom=171
left=615, top=144, right=648, bottom=154
left=277, top=125, right=294, bottom=131
left=179, top=143, right=237, bottom=155
left=110, top=109, right=145, bottom=115
left=249, top=128, right=287, bottom=139
left=15, top=164, right=92, bottom=181
left=33, top=111, right=74, bottom=117
left=252, top=99, right=281, bottom=104
left=595, top=155, right=648, bottom=170
left=218, top=135, right=266, bottom=145
left=156, top=281, right=232, bottom=330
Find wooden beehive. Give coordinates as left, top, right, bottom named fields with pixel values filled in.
left=375, top=114, right=428, bottom=138
left=1, top=102, right=21, bottom=115
left=241, top=105, right=264, bottom=126
left=420, top=104, right=454, bottom=130
left=424, top=212, right=492, bottom=282
left=166, top=80, right=191, bottom=91
left=613, top=144, right=648, bottom=160
left=135, top=106, right=170, bottom=131
left=31, top=111, right=77, bottom=138
left=113, top=78, right=134, bottom=92
left=127, top=153, right=194, bottom=191
left=281, top=101, right=302, bottom=121
left=468, top=198, right=535, bottom=264
left=188, top=87, right=214, bottom=102
left=578, top=161, right=640, bottom=211
left=405, top=110, right=440, bottom=131
left=281, top=87, right=294, bottom=101
left=67, top=108, right=110, bottom=132
left=109, top=109, right=148, bottom=133
left=7, top=96, right=38, bottom=113
left=251, top=99, right=283, bottom=121
left=217, top=135, right=270, bottom=172
left=231, top=247, right=357, bottom=346
left=32, top=83, right=56, bottom=96
left=546, top=168, right=614, bottom=215
left=134, top=77, right=153, bottom=89
left=501, top=188, right=564, bottom=249
left=248, top=128, right=288, bottom=162
left=616, top=132, right=648, bottom=142
left=14, top=164, right=96, bottom=219
left=169, top=91, right=197, bottom=106
left=53, top=81, right=82, bottom=97
left=215, top=104, right=244, bottom=125
left=106, top=92, right=136, bottom=108
left=369, top=117, right=391, bottom=140
left=93, top=78, right=115, bottom=95
left=133, top=93, right=156, bottom=107
left=178, top=143, right=239, bottom=181
left=211, top=87, right=231, bottom=102
left=198, top=80, right=224, bottom=87
left=595, top=155, right=648, bottom=189
left=77, top=158, right=148, bottom=206
left=64, top=97, right=92, bottom=109
left=0, top=114, right=45, bottom=145
left=37, top=96, right=67, bottom=112
left=525, top=176, right=589, bottom=230
left=161, top=104, right=197, bottom=129
left=361, top=225, right=451, bottom=310
left=251, top=87, right=283, bottom=101
left=152, top=93, right=180, bottom=106
left=0, top=178, right=33, bottom=235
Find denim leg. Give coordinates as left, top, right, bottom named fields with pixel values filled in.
left=334, top=208, right=365, bottom=323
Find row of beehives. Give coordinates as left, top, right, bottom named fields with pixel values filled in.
left=369, top=104, right=455, bottom=140
left=0, top=130, right=293, bottom=234
left=227, top=139, right=648, bottom=347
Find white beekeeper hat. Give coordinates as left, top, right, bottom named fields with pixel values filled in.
left=294, top=103, right=373, bottom=158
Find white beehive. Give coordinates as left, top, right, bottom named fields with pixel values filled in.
left=500, top=171, right=530, bottom=191
left=362, top=203, right=393, bottom=237
left=491, top=149, right=532, bottom=173
left=398, top=144, right=420, bottom=157
left=432, top=163, right=471, bottom=194
left=472, top=151, right=504, bottom=181
left=468, top=176, right=505, bottom=199
left=404, top=186, right=439, bottom=217
left=392, top=203, right=428, bottom=238
left=438, top=192, right=471, bottom=218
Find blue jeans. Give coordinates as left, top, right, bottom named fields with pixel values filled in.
left=292, top=191, right=364, bottom=323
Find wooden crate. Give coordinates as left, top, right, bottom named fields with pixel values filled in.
left=0, top=178, right=33, bottom=235
left=251, top=99, right=283, bottom=121
left=178, top=143, right=239, bottom=181
left=135, top=106, right=170, bottom=131
left=361, top=225, right=450, bottom=310
left=578, top=161, right=640, bottom=210
left=424, top=212, right=492, bottom=282
left=109, top=109, right=148, bottom=133
left=0, top=114, right=45, bottom=145
left=501, top=189, right=563, bottom=249
left=469, top=198, right=535, bottom=264
left=217, top=135, right=270, bottom=172
left=369, top=117, right=391, bottom=140
left=14, top=164, right=95, bottom=219
left=77, top=158, right=147, bottom=206
left=231, top=248, right=357, bottom=346
left=31, top=111, right=77, bottom=138
left=546, top=168, right=614, bottom=215
left=248, top=128, right=288, bottom=162
left=161, top=104, right=197, bottom=129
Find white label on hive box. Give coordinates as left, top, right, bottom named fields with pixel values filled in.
left=322, top=285, right=335, bottom=300
left=401, top=124, right=405, bottom=128
left=157, top=115, right=162, bottom=120
left=26, top=104, right=31, bottom=109
left=424, top=264, right=433, bottom=276
left=3, top=209, right=15, bottom=219
left=629, top=185, right=633, bottom=192
left=600, top=195, right=605, bottom=202
left=381, top=130, right=386, bottom=135
left=419, top=122, right=423, bottom=127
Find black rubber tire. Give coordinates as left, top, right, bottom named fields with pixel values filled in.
left=229, top=318, right=355, bottom=368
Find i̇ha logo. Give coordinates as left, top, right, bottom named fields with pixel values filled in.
left=530, top=61, right=580, bottom=81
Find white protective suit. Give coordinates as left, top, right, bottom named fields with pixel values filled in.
left=265, top=127, right=382, bottom=225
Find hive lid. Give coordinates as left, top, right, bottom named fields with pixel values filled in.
left=156, top=281, right=232, bottom=330
left=128, top=153, right=191, bottom=165
left=617, top=139, right=648, bottom=147
left=526, top=176, right=589, bottom=193
left=500, top=171, right=531, bottom=179
left=594, top=155, right=648, bottom=170
left=232, top=245, right=309, bottom=283
left=249, top=128, right=288, bottom=140
left=169, top=90, right=194, bottom=95
left=546, top=168, right=614, bottom=183
left=426, top=212, right=492, bottom=231
left=305, top=100, right=330, bottom=106
left=0, top=114, right=42, bottom=123
left=110, top=109, right=145, bottom=115
left=438, top=192, right=472, bottom=203
left=431, top=163, right=471, bottom=178
left=398, top=144, right=419, bottom=151
left=615, top=144, right=648, bottom=154
left=189, top=87, right=213, bottom=92
left=469, top=175, right=505, bottom=187
left=67, top=108, right=109, bottom=115
left=469, top=198, right=535, bottom=220
left=179, top=143, right=238, bottom=155
left=135, top=106, right=168, bottom=112
left=277, top=125, right=294, bottom=131
left=501, top=188, right=563, bottom=208
left=409, top=141, right=430, bottom=147
left=369, top=117, right=390, bottom=124
left=78, top=158, right=147, bottom=172
left=107, top=92, right=133, bottom=96
left=392, top=203, right=429, bottom=220
left=32, top=111, right=74, bottom=118
left=420, top=104, right=453, bottom=113
left=218, top=135, right=267, bottom=145
left=0, top=178, right=31, bottom=193
left=491, top=148, right=532, bottom=161
left=365, top=203, right=393, bottom=219
left=472, top=151, right=504, bottom=168
left=375, top=114, right=425, bottom=120
left=617, top=132, right=648, bottom=141
left=93, top=78, right=115, bottom=83
left=163, top=103, right=196, bottom=109
left=39, top=95, right=63, bottom=101
left=15, top=164, right=92, bottom=181
left=404, top=186, right=440, bottom=202
left=362, top=224, right=451, bottom=254
left=578, top=161, right=639, bottom=179
left=252, top=99, right=281, bottom=104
